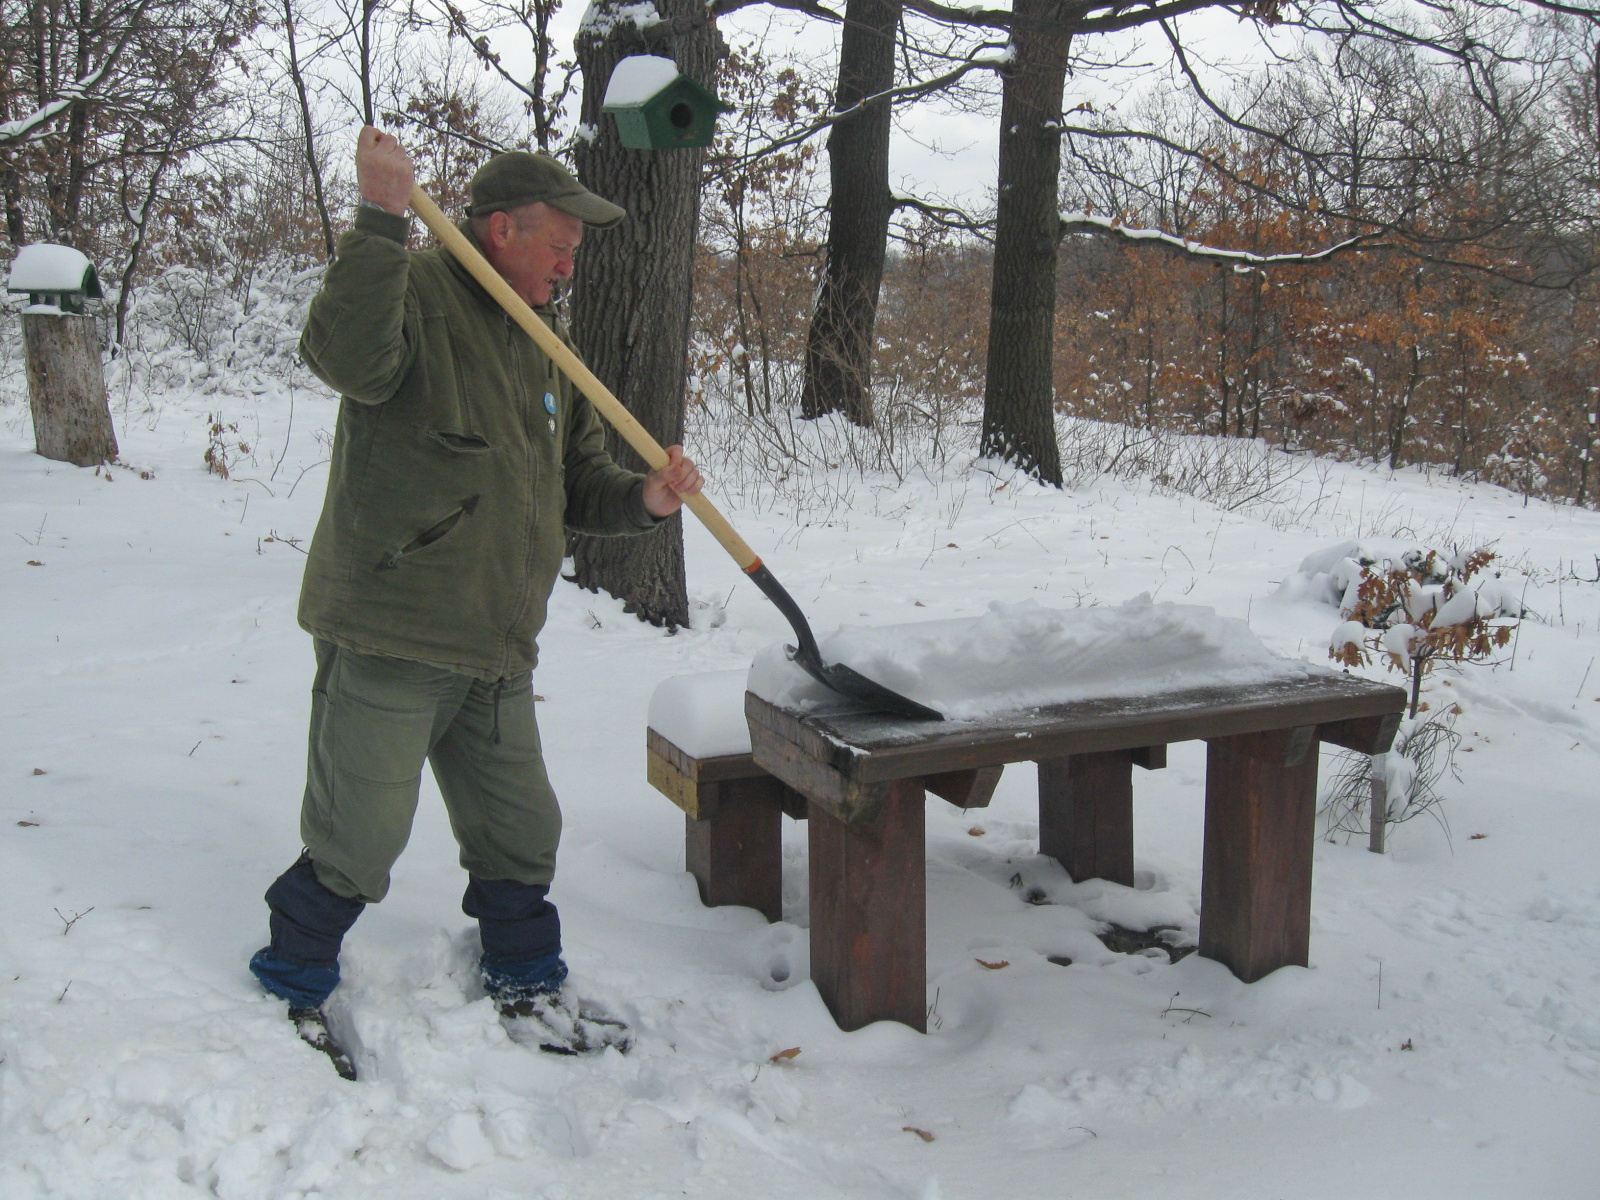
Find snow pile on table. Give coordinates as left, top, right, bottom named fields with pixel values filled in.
left=748, top=594, right=1320, bottom=721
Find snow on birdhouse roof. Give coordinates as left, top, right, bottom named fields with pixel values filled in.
left=7, top=242, right=94, bottom=293
left=602, top=55, right=682, bottom=108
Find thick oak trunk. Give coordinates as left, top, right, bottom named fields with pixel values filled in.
left=23, top=310, right=117, bottom=466
left=567, top=2, right=721, bottom=628
left=980, top=0, right=1071, bottom=486
left=800, top=0, right=899, bottom=427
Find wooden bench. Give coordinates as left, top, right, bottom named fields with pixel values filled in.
left=651, top=671, right=1406, bottom=1034
left=647, top=727, right=1000, bottom=924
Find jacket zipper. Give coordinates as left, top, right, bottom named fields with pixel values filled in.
left=505, top=312, right=541, bottom=676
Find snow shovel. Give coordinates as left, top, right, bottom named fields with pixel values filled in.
left=408, top=184, right=943, bottom=722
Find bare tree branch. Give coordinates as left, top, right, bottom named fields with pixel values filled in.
left=0, top=0, right=155, bottom=148
left=712, top=44, right=1011, bottom=173
left=893, top=192, right=993, bottom=237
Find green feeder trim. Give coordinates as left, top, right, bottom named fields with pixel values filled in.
left=600, top=55, right=734, bottom=150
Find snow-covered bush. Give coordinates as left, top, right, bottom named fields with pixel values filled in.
left=1303, top=540, right=1520, bottom=846
left=1320, top=542, right=1521, bottom=717
left=114, top=255, right=324, bottom=397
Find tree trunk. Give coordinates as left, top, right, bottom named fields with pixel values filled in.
left=1388, top=344, right=1422, bottom=470
left=1, top=159, right=24, bottom=246
left=114, top=146, right=173, bottom=351
left=980, top=0, right=1070, bottom=486
left=567, top=0, right=721, bottom=629
left=284, top=0, right=335, bottom=260
left=23, top=310, right=118, bottom=466
left=800, top=0, right=899, bottom=427
left=1215, top=266, right=1230, bottom=434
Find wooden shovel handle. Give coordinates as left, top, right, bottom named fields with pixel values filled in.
left=407, top=184, right=762, bottom=573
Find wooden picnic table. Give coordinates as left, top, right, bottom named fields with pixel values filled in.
left=652, top=671, right=1406, bottom=1033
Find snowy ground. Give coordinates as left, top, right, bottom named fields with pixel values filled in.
left=2, top=379, right=1598, bottom=1199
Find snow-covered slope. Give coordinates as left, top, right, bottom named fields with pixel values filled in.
left=2, top=384, right=1597, bottom=1199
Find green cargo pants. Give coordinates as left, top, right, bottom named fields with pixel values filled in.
left=300, top=639, right=561, bottom=903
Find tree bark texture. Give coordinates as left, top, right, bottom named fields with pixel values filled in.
left=800, top=0, right=900, bottom=427
left=23, top=310, right=118, bottom=466
left=980, top=0, right=1071, bottom=486
left=568, top=1, right=722, bottom=629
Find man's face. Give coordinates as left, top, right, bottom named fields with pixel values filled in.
left=484, top=203, right=585, bottom=307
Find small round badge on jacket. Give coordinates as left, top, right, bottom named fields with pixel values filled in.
left=543, top=392, right=557, bottom=415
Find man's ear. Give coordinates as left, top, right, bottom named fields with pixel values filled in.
left=485, top=210, right=511, bottom=250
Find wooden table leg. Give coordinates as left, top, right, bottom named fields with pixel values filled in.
left=1200, top=726, right=1319, bottom=982
left=807, top=779, right=926, bottom=1032
left=1038, top=750, right=1136, bottom=887
left=685, top=776, right=785, bottom=923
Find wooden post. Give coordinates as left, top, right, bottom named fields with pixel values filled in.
left=685, top=776, right=786, bottom=923
left=1199, top=726, right=1319, bottom=982
left=807, top=779, right=926, bottom=1032
left=1368, top=754, right=1389, bottom=854
left=22, top=310, right=117, bottom=467
left=1038, top=750, right=1136, bottom=886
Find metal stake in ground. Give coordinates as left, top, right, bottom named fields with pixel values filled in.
left=407, top=183, right=941, bottom=722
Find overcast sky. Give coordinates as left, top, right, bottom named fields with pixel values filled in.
left=470, top=2, right=1290, bottom=210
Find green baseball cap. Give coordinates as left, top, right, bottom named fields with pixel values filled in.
left=468, top=151, right=626, bottom=228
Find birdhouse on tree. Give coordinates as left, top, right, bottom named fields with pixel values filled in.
left=6, top=243, right=102, bottom=314
left=6, top=243, right=116, bottom=467
left=600, top=55, right=733, bottom=150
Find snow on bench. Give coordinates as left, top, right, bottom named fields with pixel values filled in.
left=747, top=593, right=1322, bottom=720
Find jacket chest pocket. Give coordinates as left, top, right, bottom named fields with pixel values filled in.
left=423, top=428, right=493, bottom=455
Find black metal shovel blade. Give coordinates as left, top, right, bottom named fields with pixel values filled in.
left=788, top=643, right=946, bottom=722
left=745, top=561, right=944, bottom=721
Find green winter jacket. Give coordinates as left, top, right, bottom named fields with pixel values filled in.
left=296, top=205, right=658, bottom=680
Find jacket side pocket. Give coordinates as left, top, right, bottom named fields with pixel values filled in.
left=376, top=495, right=480, bottom=569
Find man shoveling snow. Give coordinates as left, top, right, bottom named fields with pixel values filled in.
left=246, top=128, right=702, bottom=1076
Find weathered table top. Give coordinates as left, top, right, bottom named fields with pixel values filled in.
left=747, top=671, right=1407, bottom=821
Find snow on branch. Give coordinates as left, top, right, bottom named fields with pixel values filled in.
left=0, top=97, right=78, bottom=146
left=0, top=64, right=112, bottom=147
left=892, top=194, right=994, bottom=241
left=709, top=0, right=843, bottom=22
left=1058, top=213, right=1380, bottom=269
left=0, top=0, right=153, bottom=148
